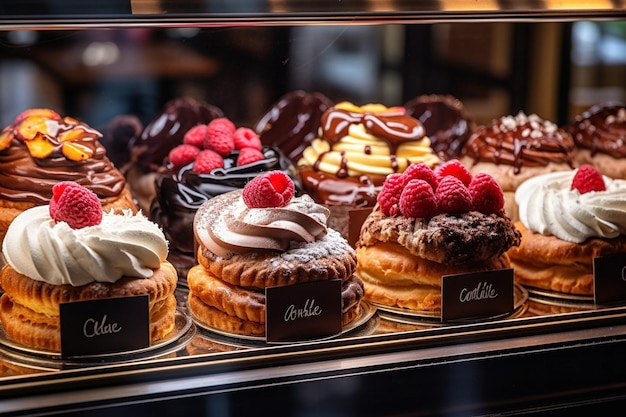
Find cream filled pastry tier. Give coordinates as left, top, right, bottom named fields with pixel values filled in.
left=356, top=162, right=521, bottom=312
left=461, top=112, right=575, bottom=222
left=0, top=109, right=136, bottom=246
left=566, top=103, right=626, bottom=179
left=0, top=184, right=177, bottom=352
left=297, top=101, right=440, bottom=239
left=188, top=172, right=365, bottom=337
left=508, top=168, right=626, bottom=296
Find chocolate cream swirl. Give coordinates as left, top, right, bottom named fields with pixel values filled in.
left=464, top=111, right=575, bottom=174
left=195, top=190, right=330, bottom=258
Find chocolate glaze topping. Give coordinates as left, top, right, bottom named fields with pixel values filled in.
left=566, top=102, right=626, bottom=158
left=463, top=112, right=575, bottom=174
left=256, top=91, right=333, bottom=162
left=299, top=168, right=384, bottom=207
left=131, top=97, right=223, bottom=172
left=404, top=94, right=475, bottom=160
left=0, top=117, right=126, bottom=204
left=150, top=146, right=300, bottom=278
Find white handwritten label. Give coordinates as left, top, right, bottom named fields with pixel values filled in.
left=442, top=269, right=514, bottom=322
left=266, top=280, right=341, bottom=343
left=60, top=295, right=149, bottom=357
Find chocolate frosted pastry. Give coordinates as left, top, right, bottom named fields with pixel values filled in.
left=188, top=172, right=365, bottom=337
left=152, top=142, right=299, bottom=279
left=100, top=114, right=143, bottom=169
left=125, top=98, right=224, bottom=212
left=355, top=161, right=520, bottom=312
left=297, top=101, right=440, bottom=240
left=404, top=94, right=475, bottom=160
left=256, top=90, right=333, bottom=162
left=461, top=112, right=575, bottom=222
left=566, top=103, right=626, bottom=179
left=0, top=109, right=136, bottom=245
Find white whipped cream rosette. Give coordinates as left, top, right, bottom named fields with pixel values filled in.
left=516, top=170, right=626, bottom=243
left=2, top=206, right=168, bottom=286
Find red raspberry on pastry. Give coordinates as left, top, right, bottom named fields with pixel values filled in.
left=237, top=147, right=264, bottom=166
left=399, top=179, right=438, bottom=218
left=194, top=149, right=224, bottom=173
left=183, top=124, right=208, bottom=148
left=434, top=159, right=472, bottom=186
left=233, top=127, right=262, bottom=150
left=377, top=173, right=406, bottom=216
left=402, top=162, right=438, bottom=191
left=49, top=181, right=102, bottom=229
left=204, top=118, right=235, bottom=156
left=436, top=175, right=472, bottom=213
left=242, top=171, right=295, bottom=208
left=571, top=164, right=606, bottom=194
left=169, top=144, right=200, bottom=168
left=469, top=172, right=505, bottom=214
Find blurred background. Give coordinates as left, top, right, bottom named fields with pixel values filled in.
left=0, top=22, right=625, bottom=130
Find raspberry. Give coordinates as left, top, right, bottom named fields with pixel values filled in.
left=571, top=164, right=606, bottom=194
left=436, top=175, right=473, bottom=214
left=402, top=162, right=438, bottom=191
left=377, top=173, right=406, bottom=216
left=237, top=147, right=264, bottom=166
left=469, top=173, right=504, bottom=214
left=49, top=181, right=102, bottom=229
left=242, top=171, right=295, bottom=208
left=204, top=118, right=235, bottom=156
left=399, top=179, right=438, bottom=218
left=169, top=144, right=200, bottom=168
left=434, top=159, right=473, bottom=186
left=233, top=127, right=262, bottom=151
left=193, top=149, right=224, bottom=173
left=183, top=124, right=208, bottom=148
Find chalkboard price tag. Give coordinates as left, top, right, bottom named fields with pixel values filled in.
left=60, top=295, right=150, bottom=358
left=594, top=253, right=626, bottom=306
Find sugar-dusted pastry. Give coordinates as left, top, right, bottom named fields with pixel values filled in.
left=404, top=94, right=475, bottom=161
left=461, top=111, right=576, bottom=222
left=188, top=171, right=365, bottom=337
left=297, top=101, right=440, bottom=239
left=508, top=165, right=626, bottom=295
left=356, top=160, right=521, bottom=312
left=150, top=117, right=299, bottom=279
left=0, top=182, right=177, bottom=352
left=566, top=102, right=626, bottom=179
left=0, top=108, right=136, bottom=247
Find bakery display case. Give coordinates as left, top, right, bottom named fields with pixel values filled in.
left=2, top=1, right=626, bottom=416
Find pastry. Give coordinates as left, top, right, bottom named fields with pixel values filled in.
left=150, top=116, right=299, bottom=279
left=508, top=166, right=626, bottom=296
left=123, top=97, right=223, bottom=212
left=356, top=160, right=521, bottom=312
left=0, top=182, right=177, bottom=352
left=188, top=171, right=365, bottom=337
left=296, top=101, right=440, bottom=240
left=566, top=102, right=626, bottom=179
left=404, top=94, right=475, bottom=160
left=461, top=111, right=576, bottom=222
left=0, top=108, right=136, bottom=252
left=256, top=90, right=333, bottom=162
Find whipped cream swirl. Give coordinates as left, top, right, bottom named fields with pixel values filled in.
left=196, top=192, right=329, bottom=258
left=516, top=171, right=626, bottom=243
left=3, top=206, right=168, bottom=286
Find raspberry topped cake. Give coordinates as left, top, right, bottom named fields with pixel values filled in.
left=151, top=117, right=299, bottom=279
left=356, top=160, right=521, bottom=312
left=187, top=171, right=365, bottom=337
left=508, top=165, right=626, bottom=296
left=0, top=182, right=177, bottom=352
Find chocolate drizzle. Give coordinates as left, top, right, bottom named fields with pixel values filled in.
left=566, top=102, right=626, bottom=158
left=463, top=112, right=575, bottom=174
